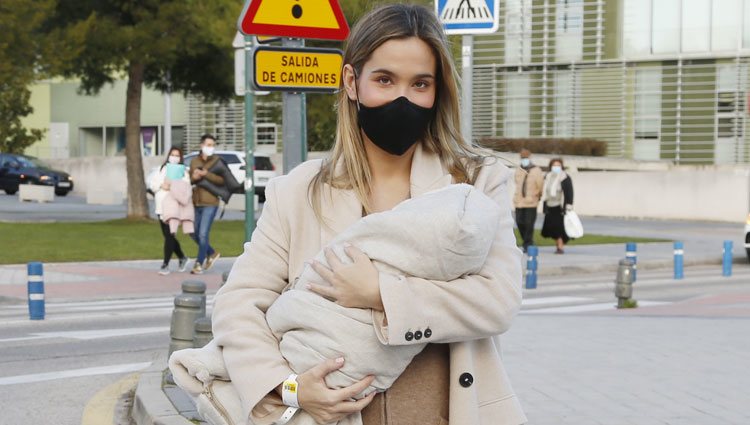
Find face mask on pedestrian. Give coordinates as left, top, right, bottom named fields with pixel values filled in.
left=201, top=146, right=215, bottom=157
left=354, top=73, right=435, bottom=156
left=551, top=165, right=563, bottom=174
left=168, top=155, right=181, bottom=164
left=520, top=158, right=530, bottom=168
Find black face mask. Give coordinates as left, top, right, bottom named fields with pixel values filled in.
left=356, top=93, right=435, bottom=156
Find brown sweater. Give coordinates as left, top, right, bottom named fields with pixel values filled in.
left=189, top=155, right=225, bottom=207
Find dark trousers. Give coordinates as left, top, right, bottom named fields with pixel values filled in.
left=158, top=217, right=185, bottom=266
left=515, top=207, right=537, bottom=251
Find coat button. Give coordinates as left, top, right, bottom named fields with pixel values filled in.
left=405, top=331, right=414, bottom=341
left=424, top=328, right=432, bottom=338
left=459, top=372, right=474, bottom=388
left=414, top=330, right=422, bottom=340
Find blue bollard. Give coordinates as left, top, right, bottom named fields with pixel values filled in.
left=723, top=240, right=733, bottom=277
left=525, top=245, right=538, bottom=289
left=27, top=262, right=45, bottom=320
left=626, top=242, right=637, bottom=282
left=673, top=241, right=684, bottom=280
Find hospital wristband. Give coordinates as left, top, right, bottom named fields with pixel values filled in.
left=273, top=406, right=299, bottom=425
left=282, top=373, right=300, bottom=408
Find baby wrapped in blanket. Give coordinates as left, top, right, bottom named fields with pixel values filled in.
left=265, top=183, right=502, bottom=424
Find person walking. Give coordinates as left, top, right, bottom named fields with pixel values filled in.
left=189, top=135, right=222, bottom=275
left=210, top=5, right=526, bottom=425
left=541, top=158, right=574, bottom=254
left=149, top=147, right=190, bottom=275
left=513, top=149, right=544, bottom=253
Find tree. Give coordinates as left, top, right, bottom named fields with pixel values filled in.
left=46, top=0, right=238, bottom=219
left=0, top=0, right=58, bottom=153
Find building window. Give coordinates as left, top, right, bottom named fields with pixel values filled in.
left=633, top=68, right=662, bottom=160
left=715, top=64, right=746, bottom=164
left=712, top=0, right=742, bottom=51
left=505, top=0, right=532, bottom=64
left=504, top=73, right=531, bottom=137
left=651, top=0, right=680, bottom=54
left=555, top=0, right=584, bottom=62
left=554, top=71, right=576, bottom=137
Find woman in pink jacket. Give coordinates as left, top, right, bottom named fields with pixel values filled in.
left=150, top=147, right=192, bottom=275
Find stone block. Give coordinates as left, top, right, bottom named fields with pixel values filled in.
left=18, top=185, right=55, bottom=203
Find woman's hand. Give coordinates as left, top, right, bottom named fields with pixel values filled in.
left=308, top=245, right=384, bottom=310
left=161, top=181, right=171, bottom=190
left=296, top=357, right=376, bottom=424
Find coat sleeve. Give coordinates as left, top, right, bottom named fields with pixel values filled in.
left=149, top=167, right=165, bottom=193
left=210, top=178, right=294, bottom=419
left=562, top=176, right=574, bottom=207
left=372, top=160, right=523, bottom=346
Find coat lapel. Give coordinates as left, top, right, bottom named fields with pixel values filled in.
left=318, top=143, right=452, bottom=244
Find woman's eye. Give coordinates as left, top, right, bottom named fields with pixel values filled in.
left=377, top=76, right=391, bottom=85
left=415, top=81, right=430, bottom=89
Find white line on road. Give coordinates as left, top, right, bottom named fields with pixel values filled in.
left=0, top=362, right=152, bottom=386
left=0, top=326, right=169, bottom=343
left=522, top=300, right=672, bottom=314
left=522, top=296, right=592, bottom=306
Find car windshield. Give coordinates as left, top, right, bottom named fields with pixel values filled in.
left=16, top=156, right=47, bottom=168
left=255, top=157, right=274, bottom=170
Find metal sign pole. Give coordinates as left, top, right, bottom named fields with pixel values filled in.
left=461, top=35, right=473, bottom=145
left=282, top=37, right=308, bottom=174
left=244, top=35, right=256, bottom=242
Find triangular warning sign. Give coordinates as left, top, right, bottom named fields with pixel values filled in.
left=238, top=0, right=350, bottom=41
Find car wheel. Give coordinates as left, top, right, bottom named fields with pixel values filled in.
left=55, top=190, right=69, bottom=196
left=4, top=188, right=17, bottom=195
left=258, top=193, right=266, bottom=204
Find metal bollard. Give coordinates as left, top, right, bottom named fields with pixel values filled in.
left=182, top=280, right=207, bottom=317
left=723, top=240, right=733, bottom=277
left=221, top=271, right=230, bottom=287
left=27, top=262, right=45, bottom=320
left=615, top=258, right=635, bottom=309
left=169, top=294, right=203, bottom=356
left=625, top=242, right=637, bottom=282
left=525, top=245, right=538, bottom=289
left=674, top=241, right=684, bottom=280
left=193, top=317, right=213, bottom=348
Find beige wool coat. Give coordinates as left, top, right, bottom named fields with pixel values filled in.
left=211, top=144, right=527, bottom=425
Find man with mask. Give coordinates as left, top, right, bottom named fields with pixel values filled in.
left=513, top=149, right=544, bottom=253
left=189, top=134, right=223, bottom=274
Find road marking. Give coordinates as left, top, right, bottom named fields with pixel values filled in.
left=0, top=326, right=169, bottom=343
left=0, top=362, right=151, bottom=386
left=523, top=300, right=672, bottom=314
left=522, top=296, right=592, bottom=306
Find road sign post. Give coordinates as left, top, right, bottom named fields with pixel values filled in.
left=282, top=38, right=308, bottom=174
left=244, top=35, right=256, bottom=242
left=437, top=0, right=500, bottom=145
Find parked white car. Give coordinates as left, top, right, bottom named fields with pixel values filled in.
left=147, top=150, right=278, bottom=203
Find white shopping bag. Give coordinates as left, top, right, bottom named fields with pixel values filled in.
left=564, top=210, right=584, bottom=239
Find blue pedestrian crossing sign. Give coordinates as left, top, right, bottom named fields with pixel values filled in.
left=436, top=0, right=500, bottom=35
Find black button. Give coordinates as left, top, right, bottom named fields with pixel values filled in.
left=424, top=328, right=432, bottom=338
left=414, top=330, right=423, bottom=340
left=459, top=372, right=474, bottom=388
left=405, top=331, right=414, bottom=341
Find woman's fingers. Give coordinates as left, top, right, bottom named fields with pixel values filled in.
left=311, top=260, right=334, bottom=283
left=333, top=374, right=376, bottom=401
left=306, top=282, right=336, bottom=300
left=308, top=357, right=345, bottom=380
left=343, top=244, right=369, bottom=264
left=324, top=248, right=344, bottom=269
left=334, top=391, right=377, bottom=415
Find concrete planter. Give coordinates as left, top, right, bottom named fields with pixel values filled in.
left=18, top=185, right=55, bottom=203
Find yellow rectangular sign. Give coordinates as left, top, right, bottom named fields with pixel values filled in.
left=253, top=46, right=343, bottom=92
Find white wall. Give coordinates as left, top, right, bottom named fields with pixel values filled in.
left=45, top=156, right=164, bottom=196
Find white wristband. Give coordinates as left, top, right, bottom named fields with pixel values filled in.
left=281, top=373, right=300, bottom=408
left=273, top=406, right=299, bottom=425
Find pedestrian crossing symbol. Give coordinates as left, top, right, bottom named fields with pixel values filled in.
left=436, top=0, right=500, bottom=35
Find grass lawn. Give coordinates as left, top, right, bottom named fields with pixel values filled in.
left=516, top=229, right=667, bottom=247
left=0, top=219, right=667, bottom=265
left=0, top=219, right=248, bottom=265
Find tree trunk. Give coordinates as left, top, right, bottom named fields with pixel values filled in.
left=124, top=61, right=149, bottom=219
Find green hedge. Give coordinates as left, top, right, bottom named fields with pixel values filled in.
left=478, top=137, right=608, bottom=156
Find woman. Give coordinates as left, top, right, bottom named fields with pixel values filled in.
left=541, top=158, right=574, bottom=254
left=212, top=5, right=526, bottom=425
left=149, top=147, right=191, bottom=275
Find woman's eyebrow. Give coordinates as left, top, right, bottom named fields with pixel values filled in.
left=370, top=68, right=435, bottom=79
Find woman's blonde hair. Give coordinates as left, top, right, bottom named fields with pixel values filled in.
left=310, top=3, right=487, bottom=218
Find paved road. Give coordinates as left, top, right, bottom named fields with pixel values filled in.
left=3, top=262, right=748, bottom=425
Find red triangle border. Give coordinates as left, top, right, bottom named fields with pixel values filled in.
left=238, top=0, right=350, bottom=41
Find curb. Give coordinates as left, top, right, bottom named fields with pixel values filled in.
left=132, top=352, right=196, bottom=425
left=535, top=255, right=743, bottom=277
